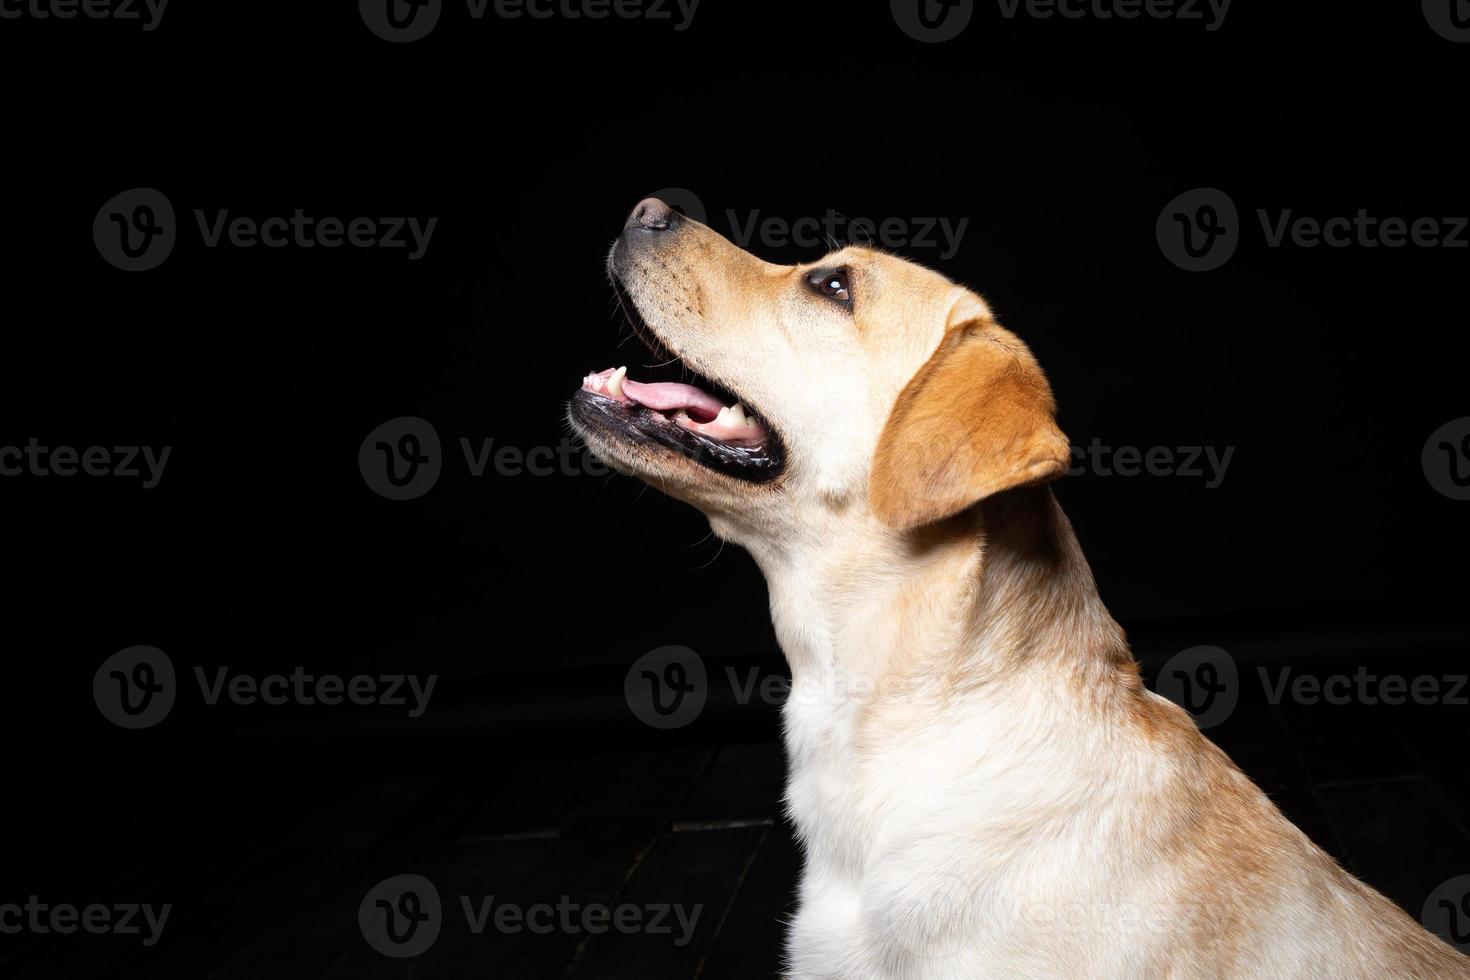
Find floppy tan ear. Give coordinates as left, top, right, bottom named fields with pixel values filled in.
left=870, top=317, right=1070, bottom=531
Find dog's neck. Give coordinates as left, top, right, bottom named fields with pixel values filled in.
left=740, top=487, right=1137, bottom=695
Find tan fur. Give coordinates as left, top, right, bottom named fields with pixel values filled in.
left=871, top=318, right=1071, bottom=530
left=572, top=203, right=1470, bottom=978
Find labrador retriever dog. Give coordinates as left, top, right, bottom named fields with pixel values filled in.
left=568, top=197, right=1470, bottom=979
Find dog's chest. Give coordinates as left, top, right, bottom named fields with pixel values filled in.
left=780, top=671, right=883, bottom=876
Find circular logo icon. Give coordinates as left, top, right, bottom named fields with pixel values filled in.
left=1154, top=645, right=1238, bottom=729
left=1424, top=0, right=1470, bottom=42
left=93, top=646, right=176, bottom=729
left=360, top=417, right=442, bottom=500
left=359, top=873, right=442, bottom=957
left=1423, top=418, right=1470, bottom=501
left=1422, top=875, right=1470, bottom=952
left=891, top=0, right=974, bottom=42
left=1156, top=187, right=1239, bottom=272
left=624, top=645, right=707, bottom=730
left=360, top=0, right=442, bottom=43
left=94, top=188, right=176, bottom=272
left=646, top=186, right=708, bottom=227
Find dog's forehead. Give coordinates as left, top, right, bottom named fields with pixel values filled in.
left=798, top=244, right=922, bottom=277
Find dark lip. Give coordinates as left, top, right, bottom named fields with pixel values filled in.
left=574, top=267, right=788, bottom=483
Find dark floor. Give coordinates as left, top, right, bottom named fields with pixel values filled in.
left=6, top=677, right=1470, bottom=978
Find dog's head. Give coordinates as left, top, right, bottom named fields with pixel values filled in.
left=569, top=197, right=1070, bottom=540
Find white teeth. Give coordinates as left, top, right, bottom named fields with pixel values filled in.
left=715, top=404, right=753, bottom=429
left=606, top=366, right=627, bottom=398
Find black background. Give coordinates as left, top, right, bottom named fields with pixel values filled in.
left=2, top=0, right=1469, bottom=975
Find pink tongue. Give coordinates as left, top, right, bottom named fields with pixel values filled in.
left=622, top=380, right=726, bottom=422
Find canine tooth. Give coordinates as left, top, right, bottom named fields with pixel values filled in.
left=728, top=404, right=750, bottom=426
left=607, top=366, right=627, bottom=398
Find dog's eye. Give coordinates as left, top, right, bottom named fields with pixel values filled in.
left=808, top=268, right=852, bottom=308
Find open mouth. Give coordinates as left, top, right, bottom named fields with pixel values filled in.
left=570, top=291, right=786, bottom=483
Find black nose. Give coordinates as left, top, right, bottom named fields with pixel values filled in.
left=625, top=197, right=678, bottom=232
